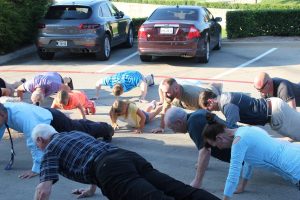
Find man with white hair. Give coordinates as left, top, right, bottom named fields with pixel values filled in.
left=164, top=107, right=230, bottom=189
left=0, top=102, right=113, bottom=179
left=33, top=124, right=220, bottom=200
left=16, top=72, right=73, bottom=105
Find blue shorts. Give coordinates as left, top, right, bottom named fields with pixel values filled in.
left=142, top=111, right=150, bottom=124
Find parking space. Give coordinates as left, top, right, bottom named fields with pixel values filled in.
left=1, top=40, right=300, bottom=200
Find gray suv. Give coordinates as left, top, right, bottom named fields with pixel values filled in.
left=36, top=0, right=134, bottom=60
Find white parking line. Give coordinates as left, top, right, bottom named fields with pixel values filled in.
left=212, top=48, right=278, bottom=79
left=97, top=51, right=139, bottom=73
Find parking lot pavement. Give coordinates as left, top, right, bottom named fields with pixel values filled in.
left=1, top=40, right=300, bottom=200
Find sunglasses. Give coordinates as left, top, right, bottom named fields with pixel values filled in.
left=254, top=80, right=268, bottom=92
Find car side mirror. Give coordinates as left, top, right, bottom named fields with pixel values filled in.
left=214, top=17, right=222, bottom=22
left=118, top=11, right=124, bottom=18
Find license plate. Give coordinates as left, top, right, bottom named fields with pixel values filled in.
left=160, top=27, right=173, bottom=34
left=56, top=40, right=67, bottom=47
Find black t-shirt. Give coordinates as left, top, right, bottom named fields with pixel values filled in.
left=219, top=92, right=268, bottom=127
left=187, top=109, right=231, bottom=163
left=273, top=78, right=300, bottom=106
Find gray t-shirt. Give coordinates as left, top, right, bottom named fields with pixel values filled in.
left=273, top=78, right=300, bottom=107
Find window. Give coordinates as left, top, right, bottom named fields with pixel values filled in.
left=45, top=6, right=92, bottom=20
left=100, top=3, right=112, bottom=17
left=149, top=8, right=199, bottom=21
left=107, top=2, right=119, bottom=17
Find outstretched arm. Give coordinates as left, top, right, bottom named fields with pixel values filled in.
left=34, top=181, right=53, bottom=200
left=16, top=84, right=26, bottom=100
left=139, top=80, right=148, bottom=102
left=77, top=104, right=86, bottom=119
left=136, top=108, right=146, bottom=133
left=190, top=147, right=211, bottom=188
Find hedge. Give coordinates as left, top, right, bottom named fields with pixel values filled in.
left=113, top=0, right=300, bottom=10
left=226, top=10, right=300, bottom=38
left=0, top=0, right=49, bottom=54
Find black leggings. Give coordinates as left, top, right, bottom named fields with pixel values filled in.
left=95, top=149, right=220, bottom=200
left=46, top=108, right=113, bottom=139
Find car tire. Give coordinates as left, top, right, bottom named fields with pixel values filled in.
left=38, top=51, right=55, bottom=60
left=123, top=25, right=134, bottom=48
left=213, top=32, right=222, bottom=50
left=140, top=55, right=152, bottom=62
left=195, top=37, right=210, bottom=63
left=95, top=34, right=111, bottom=61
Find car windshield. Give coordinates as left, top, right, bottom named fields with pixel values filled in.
left=149, top=8, right=199, bottom=21
left=45, top=6, right=92, bottom=20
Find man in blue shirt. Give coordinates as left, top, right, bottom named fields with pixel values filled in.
left=164, top=107, right=230, bottom=189
left=199, top=90, right=300, bottom=141
left=0, top=102, right=113, bottom=179
left=94, top=70, right=154, bottom=102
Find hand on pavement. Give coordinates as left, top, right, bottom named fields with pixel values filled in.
left=190, top=178, right=201, bottom=189
left=18, top=170, right=38, bottom=179
left=135, top=129, right=142, bottom=134
left=151, top=128, right=164, bottom=133
left=72, top=188, right=95, bottom=198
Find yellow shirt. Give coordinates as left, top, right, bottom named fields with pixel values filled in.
left=119, top=103, right=141, bottom=128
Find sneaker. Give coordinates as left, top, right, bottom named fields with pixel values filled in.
left=149, top=74, right=154, bottom=86
left=145, top=74, right=154, bottom=86
left=20, top=78, right=26, bottom=83
left=88, top=101, right=96, bottom=115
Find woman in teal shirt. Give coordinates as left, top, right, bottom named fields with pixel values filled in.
left=202, top=116, right=300, bottom=200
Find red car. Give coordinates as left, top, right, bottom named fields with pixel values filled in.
left=138, top=5, right=222, bottom=63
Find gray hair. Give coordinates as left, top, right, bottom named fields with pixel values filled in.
left=32, top=124, right=57, bottom=142
left=164, top=107, right=187, bottom=129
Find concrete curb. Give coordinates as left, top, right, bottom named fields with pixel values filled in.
left=0, top=45, right=36, bottom=66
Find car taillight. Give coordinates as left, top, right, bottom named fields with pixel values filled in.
left=187, top=26, right=201, bottom=39
left=138, top=25, right=147, bottom=39
left=79, top=24, right=100, bottom=29
left=37, top=23, right=45, bottom=29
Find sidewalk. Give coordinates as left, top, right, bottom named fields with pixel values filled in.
left=0, top=45, right=35, bottom=66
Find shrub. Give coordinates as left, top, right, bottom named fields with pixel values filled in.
left=226, top=10, right=300, bottom=38
left=0, top=0, right=49, bottom=54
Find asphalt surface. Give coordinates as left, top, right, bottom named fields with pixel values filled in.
left=1, top=39, right=300, bottom=200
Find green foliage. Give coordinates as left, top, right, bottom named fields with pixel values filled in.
left=0, top=0, right=50, bottom=54
left=113, top=0, right=300, bottom=9
left=226, top=10, right=300, bottom=38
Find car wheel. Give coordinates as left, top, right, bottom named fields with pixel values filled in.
left=213, top=32, right=222, bottom=50
left=38, top=51, right=55, bottom=60
left=140, top=55, right=152, bottom=62
left=123, top=25, right=134, bottom=48
left=195, top=37, right=210, bottom=63
left=95, top=34, right=111, bottom=61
